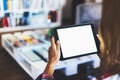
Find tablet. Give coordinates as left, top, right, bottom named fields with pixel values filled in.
left=53, top=24, right=99, bottom=60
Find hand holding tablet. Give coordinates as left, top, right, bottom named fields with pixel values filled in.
left=52, top=24, right=99, bottom=60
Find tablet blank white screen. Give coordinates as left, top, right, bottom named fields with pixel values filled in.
left=57, top=25, right=97, bottom=58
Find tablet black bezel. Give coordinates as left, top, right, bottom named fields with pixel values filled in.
left=52, top=24, right=100, bottom=60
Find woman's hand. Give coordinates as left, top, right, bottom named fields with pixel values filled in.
left=48, top=36, right=60, bottom=65
left=44, top=36, right=60, bottom=75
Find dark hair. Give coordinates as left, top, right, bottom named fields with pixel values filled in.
left=98, top=0, right=120, bottom=73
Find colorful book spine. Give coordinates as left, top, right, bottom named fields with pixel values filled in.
left=3, top=0, right=7, bottom=10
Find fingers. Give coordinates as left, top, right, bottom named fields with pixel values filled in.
left=51, top=36, right=55, bottom=47
left=50, top=36, right=60, bottom=51
left=56, top=40, right=60, bottom=51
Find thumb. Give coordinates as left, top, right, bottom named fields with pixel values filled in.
left=97, top=34, right=102, bottom=42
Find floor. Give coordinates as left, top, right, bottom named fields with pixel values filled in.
left=0, top=46, right=33, bottom=80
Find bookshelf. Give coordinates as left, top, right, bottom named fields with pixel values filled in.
left=0, top=0, right=66, bottom=46
left=0, top=0, right=66, bottom=30
left=0, top=0, right=66, bottom=79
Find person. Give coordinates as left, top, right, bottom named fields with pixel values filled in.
left=36, top=0, right=120, bottom=79
left=95, top=0, right=120, bottom=78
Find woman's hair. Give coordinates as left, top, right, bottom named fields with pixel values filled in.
left=98, top=0, right=120, bottom=73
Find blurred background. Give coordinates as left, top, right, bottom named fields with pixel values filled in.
left=0, top=0, right=102, bottom=80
